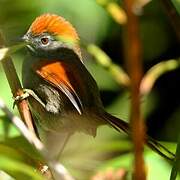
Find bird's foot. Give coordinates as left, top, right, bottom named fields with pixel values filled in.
left=13, top=89, right=30, bottom=108
left=13, top=89, right=45, bottom=108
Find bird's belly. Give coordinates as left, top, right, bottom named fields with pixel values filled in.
left=31, top=100, right=102, bottom=136
left=28, top=83, right=104, bottom=136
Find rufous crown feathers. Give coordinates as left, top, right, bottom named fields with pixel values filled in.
left=28, top=14, right=79, bottom=41
left=27, top=14, right=82, bottom=59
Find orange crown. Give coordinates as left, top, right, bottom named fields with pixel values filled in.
left=28, top=14, right=79, bottom=41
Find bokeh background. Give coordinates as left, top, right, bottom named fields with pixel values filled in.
left=0, top=0, right=179, bottom=179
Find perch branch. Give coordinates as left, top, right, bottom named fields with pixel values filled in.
left=0, top=31, right=35, bottom=133
left=123, top=0, right=146, bottom=179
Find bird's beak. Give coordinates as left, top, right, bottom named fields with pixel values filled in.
left=22, top=34, right=30, bottom=43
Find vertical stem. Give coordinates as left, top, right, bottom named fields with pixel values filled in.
left=123, top=1, right=146, bottom=179
left=0, top=31, right=35, bottom=133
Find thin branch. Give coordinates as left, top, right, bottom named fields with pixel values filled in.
left=86, top=44, right=130, bottom=87
left=0, top=98, right=74, bottom=180
left=123, top=0, right=146, bottom=179
left=160, top=0, right=180, bottom=41
left=140, top=59, right=180, bottom=95
left=0, top=31, right=35, bottom=133
left=96, top=1, right=127, bottom=24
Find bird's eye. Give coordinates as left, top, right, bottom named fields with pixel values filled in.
left=40, top=37, right=49, bottom=45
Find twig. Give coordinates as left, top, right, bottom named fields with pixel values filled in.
left=0, top=31, right=35, bottom=133
left=0, top=98, right=74, bottom=180
left=86, top=44, right=130, bottom=87
left=123, top=0, right=146, bottom=179
left=160, top=0, right=180, bottom=41
left=140, top=59, right=180, bottom=95
left=96, top=1, right=127, bottom=24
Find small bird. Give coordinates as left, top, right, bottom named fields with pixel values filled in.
left=22, top=14, right=173, bottom=160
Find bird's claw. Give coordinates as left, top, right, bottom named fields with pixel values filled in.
left=13, top=89, right=31, bottom=108
left=13, top=89, right=45, bottom=109
left=14, top=91, right=30, bottom=101
left=13, top=89, right=39, bottom=107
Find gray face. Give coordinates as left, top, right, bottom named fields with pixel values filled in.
left=22, top=32, right=63, bottom=53
left=23, top=32, right=81, bottom=60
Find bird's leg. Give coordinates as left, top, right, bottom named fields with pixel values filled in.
left=13, top=89, right=46, bottom=108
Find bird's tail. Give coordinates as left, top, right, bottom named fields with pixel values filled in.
left=101, top=111, right=175, bottom=161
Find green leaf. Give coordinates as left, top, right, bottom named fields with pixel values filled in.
left=170, top=135, right=180, bottom=180
left=0, top=136, right=43, bottom=165
left=0, top=144, right=25, bottom=162
left=0, top=116, right=20, bottom=140
left=0, top=116, right=42, bottom=163
left=0, top=115, right=44, bottom=167
left=0, top=155, right=44, bottom=180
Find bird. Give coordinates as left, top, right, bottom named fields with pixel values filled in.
left=21, top=13, right=174, bottom=160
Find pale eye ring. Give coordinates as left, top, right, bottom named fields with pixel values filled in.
left=40, top=37, right=49, bottom=45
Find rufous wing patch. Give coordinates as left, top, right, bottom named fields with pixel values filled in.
left=32, top=60, right=83, bottom=114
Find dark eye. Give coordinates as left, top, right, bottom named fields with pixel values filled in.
left=41, top=37, right=49, bottom=45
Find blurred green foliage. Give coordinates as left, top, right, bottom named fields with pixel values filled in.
left=0, top=0, right=179, bottom=179
left=172, top=0, right=180, bottom=14
left=170, top=135, right=180, bottom=180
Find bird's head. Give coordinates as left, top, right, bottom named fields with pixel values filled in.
left=23, top=14, right=81, bottom=59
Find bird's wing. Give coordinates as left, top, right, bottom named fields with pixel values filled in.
left=32, top=60, right=83, bottom=114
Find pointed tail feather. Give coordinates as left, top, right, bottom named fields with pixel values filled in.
left=102, top=112, right=175, bottom=161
